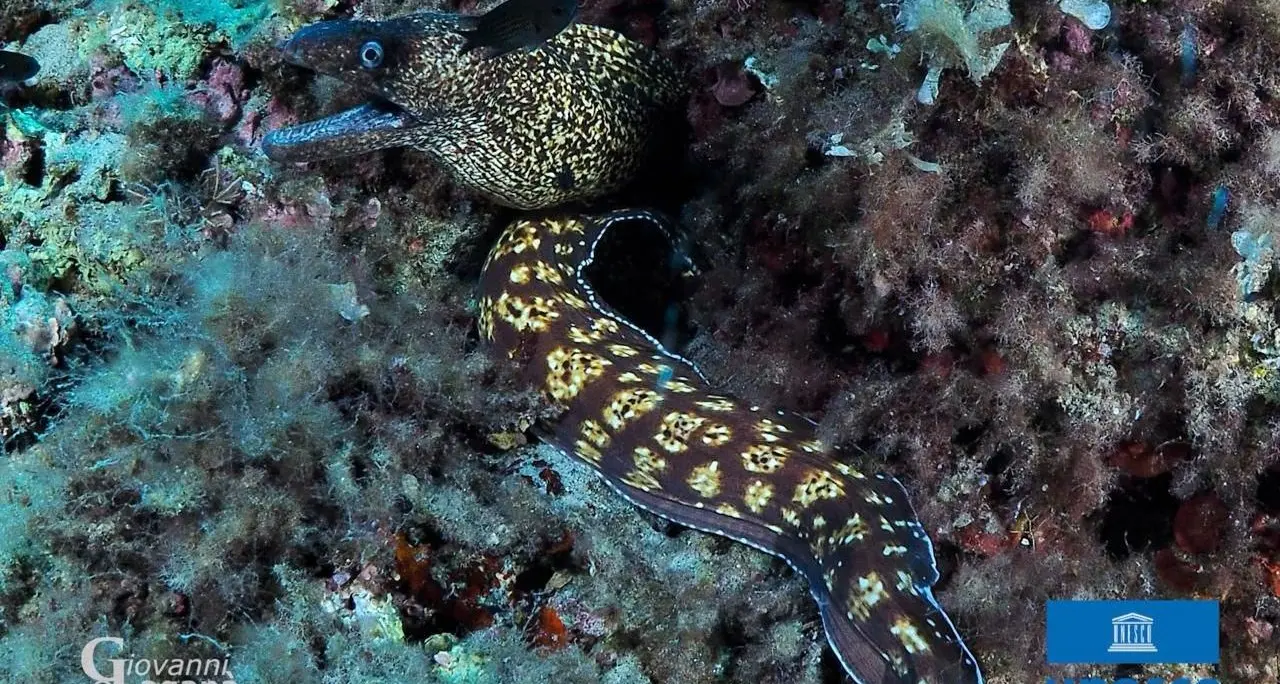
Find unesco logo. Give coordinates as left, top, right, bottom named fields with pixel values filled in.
left=1044, top=600, right=1219, bottom=684
left=1106, top=612, right=1157, bottom=654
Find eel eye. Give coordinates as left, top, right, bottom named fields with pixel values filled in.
left=359, top=41, right=384, bottom=69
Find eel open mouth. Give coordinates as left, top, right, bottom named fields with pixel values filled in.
left=261, top=99, right=424, bottom=163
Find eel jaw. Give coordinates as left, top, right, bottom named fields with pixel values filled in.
left=261, top=100, right=427, bottom=163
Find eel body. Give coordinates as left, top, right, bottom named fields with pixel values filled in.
left=263, top=15, right=682, bottom=209
left=478, top=211, right=985, bottom=684
left=263, top=11, right=984, bottom=681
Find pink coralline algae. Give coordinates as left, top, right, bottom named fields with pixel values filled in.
left=0, top=137, right=35, bottom=183
left=1063, top=17, right=1094, bottom=56
left=190, top=59, right=248, bottom=124
left=89, top=56, right=140, bottom=101
left=237, top=96, right=297, bottom=147
left=711, top=63, right=758, bottom=107
left=1048, top=14, right=1096, bottom=72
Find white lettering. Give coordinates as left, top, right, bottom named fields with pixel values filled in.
left=81, top=637, right=126, bottom=684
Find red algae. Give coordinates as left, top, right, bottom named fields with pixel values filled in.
left=1174, top=492, right=1229, bottom=555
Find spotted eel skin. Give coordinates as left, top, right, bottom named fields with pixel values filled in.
left=478, top=211, right=985, bottom=683
left=262, top=13, right=682, bottom=209
left=264, top=9, right=983, bottom=682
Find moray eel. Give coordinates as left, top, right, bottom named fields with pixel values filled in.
left=479, top=211, right=985, bottom=683
left=262, top=13, right=682, bottom=209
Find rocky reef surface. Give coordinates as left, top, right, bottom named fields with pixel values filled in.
left=0, top=0, right=1276, bottom=682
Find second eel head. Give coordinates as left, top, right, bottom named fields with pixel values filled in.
left=262, top=8, right=684, bottom=209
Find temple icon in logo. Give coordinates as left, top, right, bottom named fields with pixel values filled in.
left=1108, top=612, right=1158, bottom=653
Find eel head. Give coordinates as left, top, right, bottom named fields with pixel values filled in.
left=262, top=13, right=479, bottom=162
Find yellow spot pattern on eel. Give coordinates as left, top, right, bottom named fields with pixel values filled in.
left=701, top=423, right=732, bottom=446
left=742, top=443, right=790, bottom=474
left=545, top=347, right=610, bottom=402
left=607, top=343, right=639, bottom=358
left=793, top=468, right=845, bottom=508
left=686, top=461, right=721, bottom=498
left=696, top=398, right=737, bottom=412
left=663, top=379, right=698, bottom=393
left=850, top=572, right=889, bottom=620
left=603, top=388, right=662, bottom=430
left=479, top=213, right=984, bottom=683
left=744, top=480, right=774, bottom=514
left=623, top=446, right=666, bottom=491
left=574, top=440, right=603, bottom=464
left=655, top=411, right=706, bottom=453
left=560, top=291, right=589, bottom=309
left=580, top=419, right=610, bottom=448
left=493, top=292, right=559, bottom=332
left=892, top=616, right=931, bottom=655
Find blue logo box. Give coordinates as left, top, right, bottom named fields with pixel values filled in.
left=1046, top=600, right=1219, bottom=664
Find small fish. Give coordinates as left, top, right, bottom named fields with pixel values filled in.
left=460, top=0, right=578, bottom=60
left=0, top=51, right=39, bottom=83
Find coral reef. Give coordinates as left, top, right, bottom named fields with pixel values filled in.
left=2, top=0, right=1280, bottom=682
